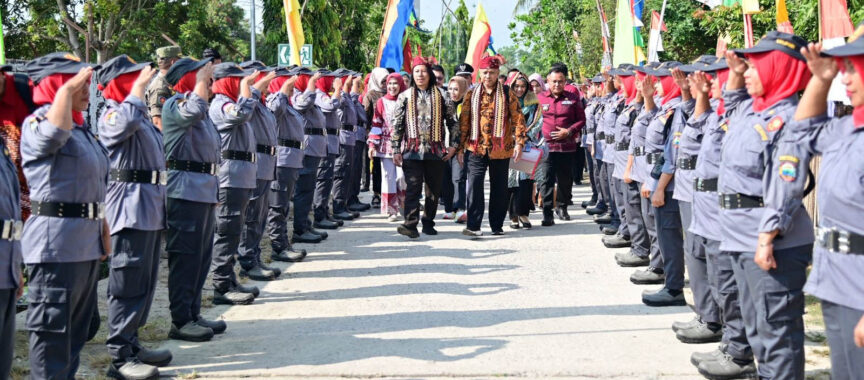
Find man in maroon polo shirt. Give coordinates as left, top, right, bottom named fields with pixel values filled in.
left=536, top=64, right=585, bottom=226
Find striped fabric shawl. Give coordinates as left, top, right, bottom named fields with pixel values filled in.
left=404, top=87, right=445, bottom=154
left=470, top=81, right=507, bottom=151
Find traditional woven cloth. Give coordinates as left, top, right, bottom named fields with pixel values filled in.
left=470, top=81, right=507, bottom=151
left=405, top=88, right=445, bottom=154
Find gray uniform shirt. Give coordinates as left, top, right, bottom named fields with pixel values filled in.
left=267, top=92, right=306, bottom=169
left=612, top=101, right=642, bottom=179
left=248, top=89, right=277, bottom=181
left=628, top=107, right=651, bottom=184
left=0, top=146, right=22, bottom=288
left=210, top=93, right=257, bottom=189
left=292, top=89, right=327, bottom=158
left=99, top=96, right=166, bottom=234
left=163, top=92, right=221, bottom=204
left=599, top=94, right=623, bottom=164
left=338, top=93, right=357, bottom=146
left=669, top=99, right=696, bottom=202
left=643, top=97, right=684, bottom=192
left=352, top=94, right=368, bottom=142
left=21, top=106, right=110, bottom=264
left=718, top=89, right=813, bottom=252
left=688, top=102, right=725, bottom=241
left=316, top=89, right=342, bottom=155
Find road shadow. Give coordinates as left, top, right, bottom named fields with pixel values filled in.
left=285, top=263, right=520, bottom=279
left=254, top=282, right=520, bottom=303
left=308, top=244, right=517, bottom=262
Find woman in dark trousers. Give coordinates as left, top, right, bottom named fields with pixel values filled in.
left=505, top=71, right=542, bottom=229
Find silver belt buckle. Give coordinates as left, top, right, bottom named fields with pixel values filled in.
left=836, top=228, right=851, bottom=254
left=210, top=163, right=217, bottom=176
left=251, top=153, right=257, bottom=163
left=87, top=203, right=95, bottom=219
left=12, top=220, right=22, bottom=240
left=158, top=170, right=168, bottom=185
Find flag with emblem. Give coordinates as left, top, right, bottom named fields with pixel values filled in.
left=778, top=155, right=799, bottom=182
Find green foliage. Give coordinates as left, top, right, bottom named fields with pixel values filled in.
left=697, top=0, right=819, bottom=50
left=642, top=0, right=715, bottom=62
left=432, top=0, right=471, bottom=75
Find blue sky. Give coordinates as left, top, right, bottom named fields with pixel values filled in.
left=416, top=0, right=522, bottom=48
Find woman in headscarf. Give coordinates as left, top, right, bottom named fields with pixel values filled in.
left=446, top=76, right=469, bottom=223
left=529, top=73, right=546, bottom=95
left=505, top=71, right=543, bottom=229
left=369, top=73, right=407, bottom=221
left=363, top=67, right=390, bottom=208
left=20, top=53, right=108, bottom=380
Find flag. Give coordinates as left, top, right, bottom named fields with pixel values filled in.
left=632, top=0, right=644, bottom=29
left=402, top=32, right=413, bottom=73
left=465, top=3, right=493, bottom=80
left=376, top=0, right=414, bottom=70
left=776, top=0, right=793, bottom=33
left=741, top=0, right=760, bottom=14
left=283, top=0, right=305, bottom=66
left=694, top=0, right=722, bottom=8
left=612, top=0, right=636, bottom=66
left=648, top=10, right=666, bottom=62
left=724, top=0, right=759, bottom=47
left=596, top=0, right=613, bottom=68
left=821, top=0, right=855, bottom=40
left=409, top=7, right=431, bottom=33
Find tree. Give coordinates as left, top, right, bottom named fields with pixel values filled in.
left=432, top=0, right=470, bottom=75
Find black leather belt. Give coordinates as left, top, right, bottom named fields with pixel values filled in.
left=694, top=178, right=718, bottom=192
left=278, top=139, right=302, bottom=149
left=596, top=131, right=606, bottom=140
left=817, top=226, right=864, bottom=255
left=605, top=135, right=616, bottom=144
left=646, top=152, right=662, bottom=164
left=256, top=144, right=277, bottom=156
left=31, top=201, right=104, bottom=219
left=326, top=128, right=338, bottom=135
left=677, top=156, right=697, bottom=170
left=1, top=220, right=22, bottom=241
left=110, top=169, right=167, bottom=185
left=167, top=159, right=217, bottom=175
left=719, top=193, right=764, bottom=209
left=633, top=146, right=645, bottom=156
left=222, top=150, right=256, bottom=163
left=341, top=124, right=355, bottom=131
left=304, top=128, right=325, bottom=136
left=586, top=128, right=595, bottom=134
left=615, top=142, right=629, bottom=151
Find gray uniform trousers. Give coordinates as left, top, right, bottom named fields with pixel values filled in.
left=166, top=198, right=216, bottom=327
left=313, top=154, right=337, bottom=222
left=822, top=300, right=864, bottom=380
left=638, top=186, right=663, bottom=269
left=594, top=160, right=610, bottom=210
left=211, top=187, right=253, bottom=292
left=26, top=260, right=100, bottom=380
left=0, top=288, right=16, bottom=378
left=238, top=179, right=272, bottom=269
left=348, top=144, right=366, bottom=205
left=688, top=232, right=722, bottom=325
left=706, top=244, right=753, bottom=362
left=623, top=181, right=649, bottom=257
left=107, top=229, right=161, bottom=364
left=611, top=177, right=630, bottom=238
left=730, top=245, right=812, bottom=380
left=267, top=167, right=299, bottom=254
left=332, top=144, right=353, bottom=214
left=600, top=162, right=620, bottom=227
left=293, top=156, right=322, bottom=234
left=585, top=149, right=597, bottom=201
left=653, top=192, right=684, bottom=290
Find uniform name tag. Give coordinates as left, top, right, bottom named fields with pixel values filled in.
left=562, top=100, right=574, bottom=105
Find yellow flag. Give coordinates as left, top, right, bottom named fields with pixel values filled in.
left=776, top=0, right=794, bottom=33
left=284, top=0, right=305, bottom=65
left=741, top=0, right=760, bottom=15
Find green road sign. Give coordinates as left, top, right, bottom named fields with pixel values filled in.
left=278, top=44, right=313, bottom=67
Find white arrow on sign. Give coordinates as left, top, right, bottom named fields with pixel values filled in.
left=279, top=45, right=290, bottom=65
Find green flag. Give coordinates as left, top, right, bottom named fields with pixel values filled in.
left=613, top=0, right=636, bottom=66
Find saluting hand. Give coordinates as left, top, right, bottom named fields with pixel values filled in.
left=253, top=71, right=278, bottom=93
left=332, top=77, right=344, bottom=94
left=691, top=71, right=712, bottom=96
left=802, top=43, right=838, bottom=84
left=640, top=75, right=655, bottom=98
left=63, top=66, right=93, bottom=95
left=352, top=76, right=362, bottom=94
left=671, top=68, right=689, bottom=92
left=280, top=76, right=298, bottom=96
left=131, top=66, right=156, bottom=100
left=725, top=51, right=747, bottom=75
left=196, top=62, right=215, bottom=84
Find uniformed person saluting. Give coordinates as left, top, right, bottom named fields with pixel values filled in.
left=313, top=69, right=346, bottom=230
left=145, top=46, right=181, bottom=129
left=331, top=69, right=360, bottom=222
left=162, top=57, right=224, bottom=342
left=95, top=55, right=173, bottom=380
left=290, top=68, right=329, bottom=243
left=20, top=53, right=109, bottom=379
left=209, top=63, right=273, bottom=305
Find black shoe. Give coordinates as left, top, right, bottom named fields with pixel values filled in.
left=169, top=322, right=213, bottom=342
left=556, top=207, right=571, bottom=221
left=195, top=316, right=227, bottom=334
left=421, top=226, right=438, bottom=235
left=603, top=235, right=631, bottom=248
left=235, top=283, right=260, bottom=297
left=213, top=288, right=255, bottom=305
left=518, top=216, right=532, bottom=229
left=134, top=347, right=172, bottom=367
left=239, top=265, right=277, bottom=281
left=630, top=267, right=666, bottom=285
left=602, top=226, right=618, bottom=235
left=510, top=219, right=521, bottom=229
left=259, top=262, right=282, bottom=277
left=594, top=214, right=612, bottom=224
left=642, top=288, right=686, bottom=307
left=615, top=251, right=650, bottom=267
left=325, top=216, right=344, bottom=227
left=676, top=321, right=724, bottom=344
left=348, top=202, right=371, bottom=212
left=108, top=359, right=158, bottom=380
left=314, top=219, right=339, bottom=230
left=272, top=247, right=308, bottom=262
left=541, top=218, right=555, bottom=227
left=491, top=230, right=505, bottom=236
left=332, top=211, right=355, bottom=221
left=308, top=227, right=328, bottom=239
left=586, top=206, right=607, bottom=216
left=292, top=231, right=323, bottom=244
left=350, top=211, right=361, bottom=219
left=397, top=224, right=420, bottom=238
left=371, top=195, right=381, bottom=207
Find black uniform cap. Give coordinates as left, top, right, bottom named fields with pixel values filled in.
left=647, top=61, right=683, bottom=77
left=679, top=56, right=717, bottom=74
left=23, top=52, right=96, bottom=85
left=609, top=63, right=637, bottom=76
left=294, top=67, right=315, bottom=76
left=0, top=65, right=12, bottom=72
left=202, top=48, right=222, bottom=60
left=705, top=56, right=729, bottom=72
left=823, top=22, right=864, bottom=58
left=633, top=61, right=661, bottom=74
left=455, top=63, right=474, bottom=76
left=213, top=62, right=247, bottom=79
left=239, top=60, right=274, bottom=72
left=330, top=68, right=352, bottom=78
left=95, top=55, right=150, bottom=87
left=164, top=57, right=213, bottom=85
left=733, top=31, right=808, bottom=61
left=591, top=75, right=604, bottom=83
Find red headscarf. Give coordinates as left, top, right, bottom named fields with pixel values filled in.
left=383, top=73, right=406, bottom=101
left=0, top=73, right=31, bottom=127
left=748, top=51, right=811, bottom=112
left=212, top=76, right=241, bottom=102
left=268, top=76, right=290, bottom=94
left=715, top=69, right=730, bottom=116
left=294, top=74, right=311, bottom=92
left=835, top=56, right=864, bottom=127
left=658, top=75, right=681, bottom=105
left=619, top=75, right=637, bottom=104
left=33, top=73, right=85, bottom=125
left=99, top=71, right=140, bottom=103
left=315, top=76, right=335, bottom=93
left=173, top=71, right=199, bottom=93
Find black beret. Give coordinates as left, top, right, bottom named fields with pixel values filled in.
left=24, top=52, right=95, bottom=85
left=213, top=62, right=247, bottom=79
left=239, top=60, right=273, bottom=72
left=330, top=68, right=352, bottom=78
left=705, top=56, right=729, bottom=72
left=294, top=67, right=314, bottom=76
left=734, top=31, right=808, bottom=61
left=165, top=57, right=213, bottom=85
left=95, top=55, right=150, bottom=87
left=648, top=61, right=683, bottom=76
left=0, top=65, right=12, bottom=72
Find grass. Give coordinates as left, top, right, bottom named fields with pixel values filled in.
left=178, top=370, right=200, bottom=379
left=138, top=316, right=172, bottom=342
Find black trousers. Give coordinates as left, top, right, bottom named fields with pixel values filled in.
left=332, top=144, right=354, bottom=214
left=540, top=151, right=574, bottom=219
left=401, top=159, right=445, bottom=230
left=441, top=160, right=455, bottom=212
left=26, top=260, right=99, bottom=380
left=0, top=288, right=14, bottom=379
left=349, top=142, right=366, bottom=205
left=313, top=153, right=337, bottom=221
left=372, top=157, right=382, bottom=195
left=293, top=155, right=321, bottom=234
left=239, top=179, right=271, bottom=269
left=572, top=146, right=586, bottom=187
left=166, top=198, right=216, bottom=327
left=267, top=167, right=299, bottom=255
left=466, top=153, right=509, bottom=232
left=211, top=187, right=253, bottom=293
left=508, top=179, right=534, bottom=219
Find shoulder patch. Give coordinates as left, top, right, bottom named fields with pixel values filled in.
left=222, top=102, right=239, bottom=117
left=665, top=108, right=675, bottom=119
left=753, top=124, right=768, bottom=141
left=159, top=96, right=167, bottom=105
left=778, top=156, right=799, bottom=182
left=719, top=121, right=728, bottom=132
left=672, top=132, right=682, bottom=148
left=766, top=116, right=784, bottom=132
left=104, top=110, right=118, bottom=126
